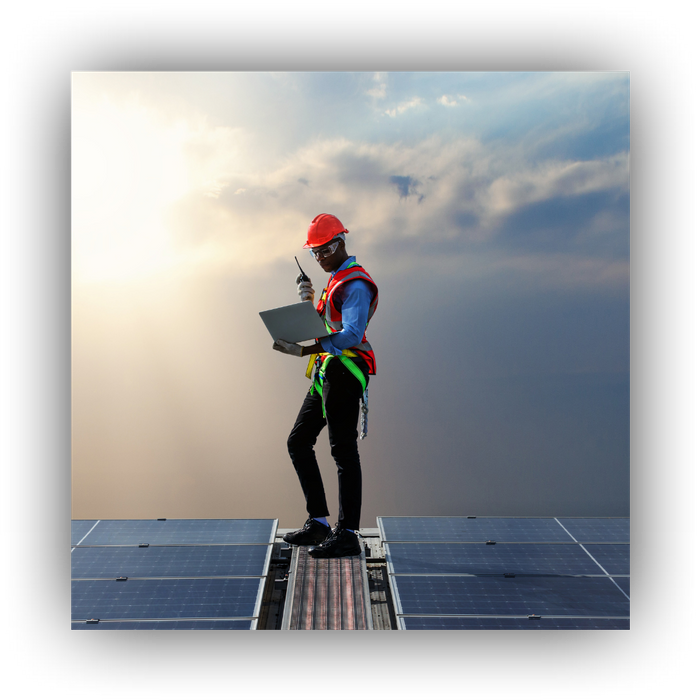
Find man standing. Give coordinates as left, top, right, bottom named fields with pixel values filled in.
left=272, top=213, right=378, bottom=558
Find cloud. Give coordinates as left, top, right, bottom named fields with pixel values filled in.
left=73, top=88, right=628, bottom=294
left=366, top=72, right=387, bottom=99
left=480, top=153, right=629, bottom=221
left=437, top=94, right=470, bottom=107
left=384, top=97, right=423, bottom=117
left=155, top=133, right=628, bottom=294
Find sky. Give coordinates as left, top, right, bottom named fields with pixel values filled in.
left=71, top=71, right=630, bottom=526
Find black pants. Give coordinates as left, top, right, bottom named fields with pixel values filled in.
left=287, top=358, right=366, bottom=531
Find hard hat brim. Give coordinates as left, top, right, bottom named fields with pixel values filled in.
left=303, top=230, right=348, bottom=249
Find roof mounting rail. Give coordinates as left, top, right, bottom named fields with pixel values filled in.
left=528, top=614, right=541, bottom=620
left=138, top=543, right=149, bottom=548
left=486, top=540, right=496, bottom=545
left=116, top=577, right=128, bottom=581
left=86, top=619, right=99, bottom=624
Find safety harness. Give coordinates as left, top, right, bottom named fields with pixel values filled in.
left=304, top=261, right=377, bottom=437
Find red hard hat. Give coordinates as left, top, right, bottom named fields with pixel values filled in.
left=303, top=213, right=349, bottom=249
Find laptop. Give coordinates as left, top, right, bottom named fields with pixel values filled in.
left=259, top=301, right=329, bottom=344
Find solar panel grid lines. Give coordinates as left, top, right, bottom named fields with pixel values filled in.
left=71, top=577, right=264, bottom=620
left=377, top=516, right=630, bottom=630
left=390, top=575, right=630, bottom=617
left=555, top=518, right=630, bottom=600
left=384, top=542, right=630, bottom=576
left=74, top=518, right=278, bottom=546
left=400, top=616, right=631, bottom=630
left=378, top=516, right=630, bottom=544
left=71, top=619, right=256, bottom=630
left=71, top=519, right=277, bottom=630
left=71, top=520, right=100, bottom=547
left=71, top=544, right=272, bottom=579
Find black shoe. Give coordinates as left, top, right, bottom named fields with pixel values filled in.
left=308, top=525, right=361, bottom=558
left=283, top=518, right=332, bottom=546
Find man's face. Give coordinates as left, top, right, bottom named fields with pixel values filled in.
left=312, top=239, right=346, bottom=273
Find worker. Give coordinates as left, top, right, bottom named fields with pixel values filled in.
left=272, top=213, right=378, bottom=558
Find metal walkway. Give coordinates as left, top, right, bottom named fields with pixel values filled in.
left=281, top=544, right=373, bottom=630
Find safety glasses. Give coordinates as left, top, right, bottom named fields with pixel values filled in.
left=310, top=239, right=341, bottom=260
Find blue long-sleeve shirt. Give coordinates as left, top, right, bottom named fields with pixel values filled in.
left=318, top=257, right=373, bottom=356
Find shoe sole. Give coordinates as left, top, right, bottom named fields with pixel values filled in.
left=282, top=532, right=331, bottom=546
left=308, top=548, right=362, bottom=559
left=283, top=539, right=327, bottom=546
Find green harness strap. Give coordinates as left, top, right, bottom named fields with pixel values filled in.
left=311, top=353, right=367, bottom=418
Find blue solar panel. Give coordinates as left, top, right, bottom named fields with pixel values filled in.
left=557, top=518, right=629, bottom=542
left=72, top=578, right=263, bottom=620
left=71, top=619, right=254, bottom=630
left=582, top=545, right=630, bottom=575
left=391, top=575, right=630, bottom=617
left=79, top=519, right=276, bottom=545
left=379, top=517, right=572, bottom=542
left=401, top=616, right=630, bottom=630
left=71, top=519, right=276, bottom=630
left=385, top=542, right=604, bottom=576
left=71, top=545, right=270, bottom=579
left=613, top=577, right=630, bottom=597
left=380, top=517, right=632, bottom=628
left=72, top=520, right=99, bottom=546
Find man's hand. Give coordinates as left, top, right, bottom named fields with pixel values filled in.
left=273, top=339, right=304, bottom=357
left=296, top=274, right=315, bottom=303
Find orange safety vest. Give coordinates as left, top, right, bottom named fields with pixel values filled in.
left=318, top=261, right=378, bottom=374
left=306, top=261, right=378, bottom=404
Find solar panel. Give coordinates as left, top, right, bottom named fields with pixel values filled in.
left=71, top=619, right=254, bottom=630
left=378, top=516, right=631, bottom=631
left=72, top=578, right=263, bottom=620
left=379, top=517, right=573, bottom=542
left=72, top=520, right=98, bottom=546
left=581, top=545, right=630, bottom=575
left=385, top=542, right=604, bottom=576
left=401, top=616, right=630, bottom=630
left=71, top=545, right=270, bottom=579
left=557, top=518, right=629, bottom=542
left=71, top=519, right=276, bottom=630
left=391, top=575, right=630, bottom=617
left=79, top=519, right=276, bottom=546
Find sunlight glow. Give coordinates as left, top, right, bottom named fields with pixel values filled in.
left=73, top=97, right=195, bottom=282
